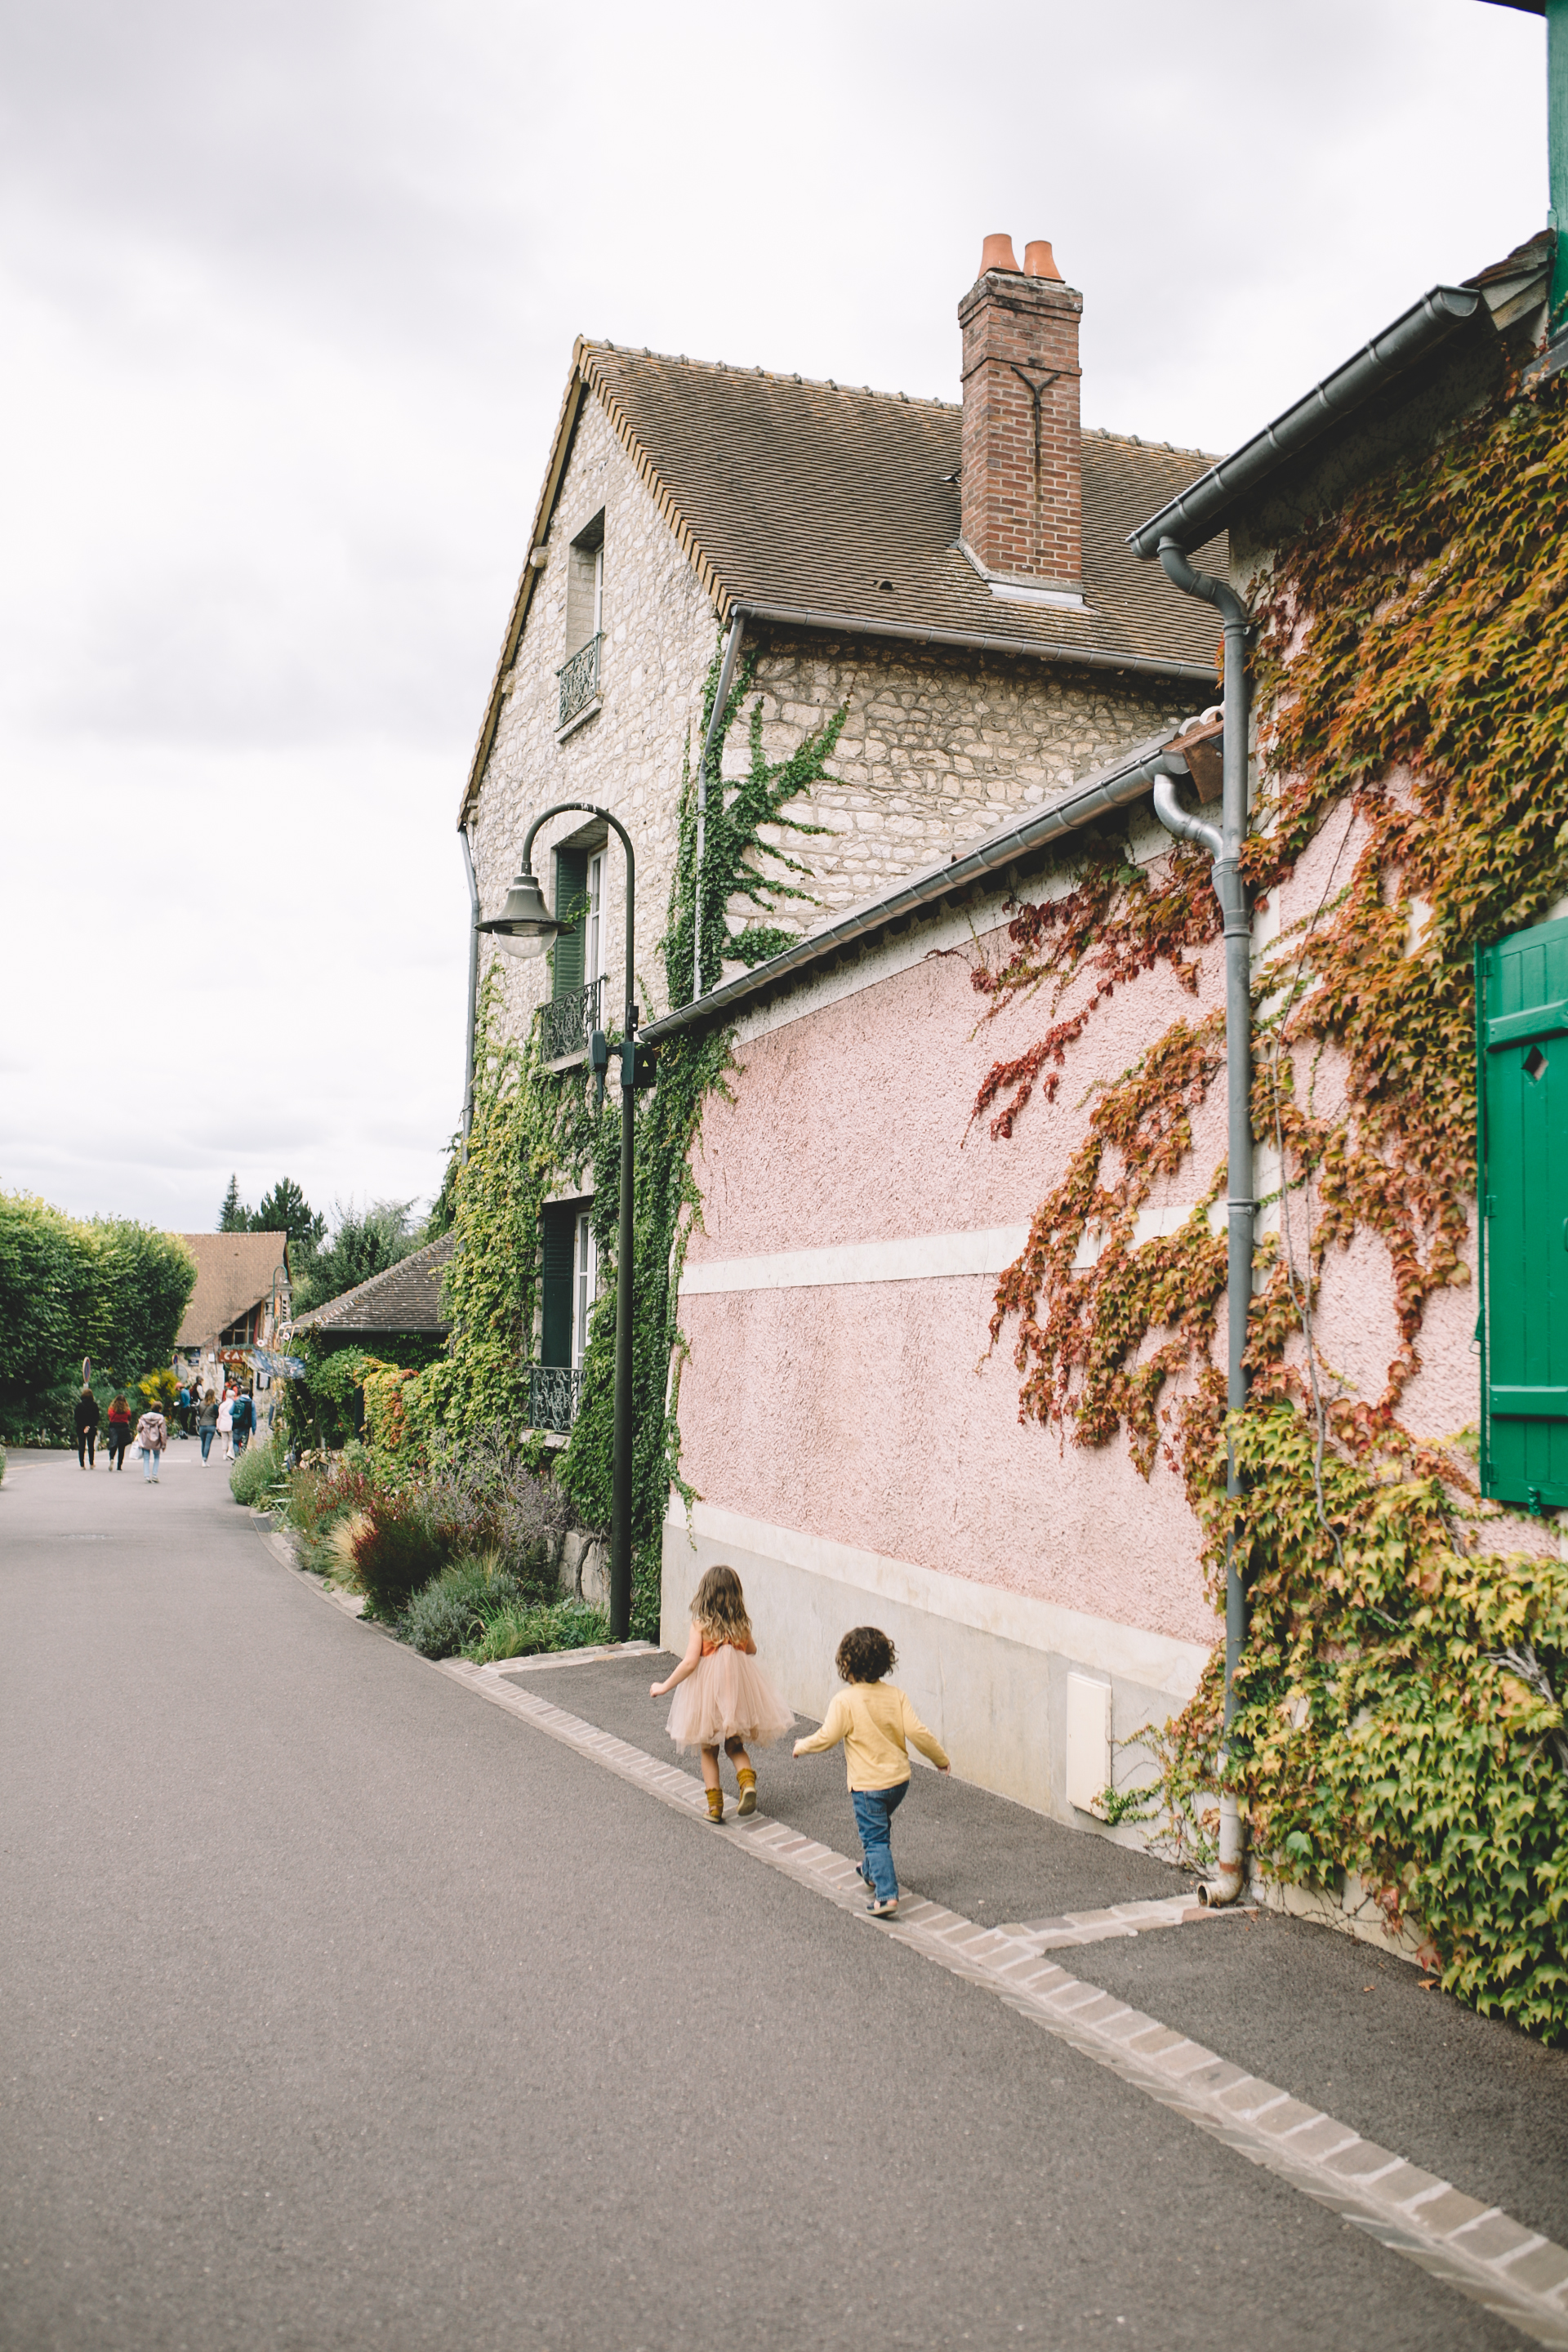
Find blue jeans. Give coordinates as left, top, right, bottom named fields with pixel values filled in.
left=851, top=1780, right=908, bottom=1903
left=200, top=1428, right=215, bottom=1461
left=140, top=1447, right=160, bottom=1483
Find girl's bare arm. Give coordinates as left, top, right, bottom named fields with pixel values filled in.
left=650, top=1623, right=703, bottom=1699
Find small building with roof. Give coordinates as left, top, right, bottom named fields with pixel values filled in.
left=174, top=1231, right=291, bottom=1388
left=291, top=1233, right=455, bottom=1354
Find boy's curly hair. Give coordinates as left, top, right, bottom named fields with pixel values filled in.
left=835, top=1625, right=895, bottom=1683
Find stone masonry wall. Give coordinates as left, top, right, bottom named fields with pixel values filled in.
left=727, top=635, right=1197, bottom=974
left=470, top=394, right=718, bottom=1048
left=470, top=382, right=1212, bottom=1033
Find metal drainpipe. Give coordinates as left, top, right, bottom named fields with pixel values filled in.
left=459, top=822, right=480, bottom=1164
left=691, top=612, right=745, bottom=1003
left=1153, top=535, right=1254, bottom=1906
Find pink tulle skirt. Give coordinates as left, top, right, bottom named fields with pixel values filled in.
left=666, top=1646, right=795, bottom=1753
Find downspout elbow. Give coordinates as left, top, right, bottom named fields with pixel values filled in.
left=1152, top=769, right=1223, bottom=862
left=1158, top=535, right=1250, bottom=630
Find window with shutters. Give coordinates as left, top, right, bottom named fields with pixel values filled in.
left=551, top=846, right=589, bottom=1004
left=572, top=1208, right=598, bottom=1369
left=531, top=1197, right=591, bottom=1432
left=557, top=512, right=604, bottom=733
left=1476, top=914, right=1568, bottom=1509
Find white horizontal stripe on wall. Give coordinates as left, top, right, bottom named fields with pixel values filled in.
left=667, top=1497, right=1212, bottom=1699
left=678, top=1225, right=1031, bottom=1296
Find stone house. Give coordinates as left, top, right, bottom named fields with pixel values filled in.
left=638, top=225, right=1565, bottom=1846
left=461, top=234, right=1226, bottom=1380
left=174, top=1230, right=290, bottom=1393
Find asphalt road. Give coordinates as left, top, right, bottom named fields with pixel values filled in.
left=2, top=1441, right=1558, bottom=2352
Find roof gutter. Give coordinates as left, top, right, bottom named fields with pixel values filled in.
left=1125, top=285, right=1481, bottom=558
left=728, top=600, right=1218, bottom=685
left=641, top=727, right=1192, bottom=1049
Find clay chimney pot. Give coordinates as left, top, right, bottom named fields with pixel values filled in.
left=979, top=233, right=1020, bottom=276
left=1024, top=240, right=1062, bottom=281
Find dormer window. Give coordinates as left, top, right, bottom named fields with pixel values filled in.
left=557, top=512, right=605, bottom=733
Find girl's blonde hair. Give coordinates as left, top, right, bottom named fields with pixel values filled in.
left=693, top=1564, right=751, bottom=1645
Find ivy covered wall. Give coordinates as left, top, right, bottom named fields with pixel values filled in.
left=970, top=361, right=1568, bottom=2036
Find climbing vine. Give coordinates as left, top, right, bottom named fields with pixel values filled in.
left=557, top=639, right=848, bottom=1633
left=420, top=635, right=846, bottom=1636
left=974, top=363, right=1568, bottom=2034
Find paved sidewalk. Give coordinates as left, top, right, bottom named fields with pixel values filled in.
left=497, top=1649, right=1568, bottom=2277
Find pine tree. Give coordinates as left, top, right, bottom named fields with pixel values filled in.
left=254, top=1178, right=324, bottom=1252
left=218, top=1175, right=250, bottom=1232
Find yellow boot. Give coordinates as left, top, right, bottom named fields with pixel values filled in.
left=706, top=1787, right=724, bottom=1823
left=736, top=1766, right=758, bottom=1818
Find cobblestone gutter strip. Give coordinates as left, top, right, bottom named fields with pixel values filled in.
left=442, top=1659, right=1568, bottom=2351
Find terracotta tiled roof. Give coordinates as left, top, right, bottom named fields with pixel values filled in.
left=292, top=1232, right=455, bottom=1338
left=461, top=340, right=1227, bottom=817
left=175, top=1232, right=288, bottom=1347
left=580, top=345, right=1227, bottom=675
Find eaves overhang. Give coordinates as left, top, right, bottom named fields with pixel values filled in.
left=640, top=724, right=1197, bottom=1049
left=1126, top=285, right=1484, bottom=559
left=729, top=600, right=1218, bottom=685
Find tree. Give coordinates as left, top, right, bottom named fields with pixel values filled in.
left=292, top=1200, right=421, bottom=1312
left=0, top=1194, right=196, bottom=1434
left=218, top=1175, right=252, bottom=1232
left=254, top=1178, right=325, bottom=1254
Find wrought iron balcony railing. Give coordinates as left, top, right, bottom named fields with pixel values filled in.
left=540, top=974, right=602, bottom=1063
left=529, top=1365, right=584, bottom=1435
left=556, top=634, right=603, bottom=730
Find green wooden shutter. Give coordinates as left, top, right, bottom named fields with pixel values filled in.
left=540, top=1201, right=576, bottom=1367
left=1477, top=914, right=1568, bottom=1508
left=552, top=848, right=588, bottom=1001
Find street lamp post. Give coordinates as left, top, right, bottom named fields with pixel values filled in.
left=479, top=802, right=638, bottom=1643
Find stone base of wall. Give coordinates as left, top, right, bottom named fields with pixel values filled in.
left=1247, top=1869, right=1434, bottom=1969
left=662, top=1498, right=1209, bottom=1830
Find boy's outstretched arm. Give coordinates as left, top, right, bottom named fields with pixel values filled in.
left=793, top=1693, right=850, bottom=1758
left=901, top=1694, right=951, bottom=1773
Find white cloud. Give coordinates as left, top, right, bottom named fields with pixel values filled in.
left=0, top=0, right=1546, bottom=1227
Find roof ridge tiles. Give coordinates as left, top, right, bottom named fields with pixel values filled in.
left=581, top=337, right=960, bottom=412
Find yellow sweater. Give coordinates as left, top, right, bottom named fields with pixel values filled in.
left=795, top=1682, right=950, bottom=1792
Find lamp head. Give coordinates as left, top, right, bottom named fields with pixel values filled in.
left=478, top=866, right=563, bottom=960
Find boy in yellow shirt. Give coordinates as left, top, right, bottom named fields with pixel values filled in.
left=793, top=1626, right=949, bottom=1917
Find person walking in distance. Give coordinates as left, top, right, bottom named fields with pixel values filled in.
left=73, top=1384, right=100, bottom=1469
left=650, top=1565, right=794, bottom=1823
left=231, top=1387, right=256, bottom=1459
left=793, top=1628, right=950, bottom=1918
left=105, top=1393, right=133, bottom=1471
left=198, top=1388, right=219, bottom=1463
left=135, top=1402, right=168, bottom=1485
left=217, top=1386, right=235, bottom=1462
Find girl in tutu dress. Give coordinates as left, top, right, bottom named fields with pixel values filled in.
left=651, top=1565, right=795, bottom=1821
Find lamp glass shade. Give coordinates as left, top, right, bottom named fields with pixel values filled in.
left=479, top=869, right=561, bottom=960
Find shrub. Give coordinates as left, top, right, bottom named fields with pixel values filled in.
left=416, top=1430, right=571, bottom=1595
left=229, top=1441, right=281, bottom=1508
left=283, top=1456, right=381, bottom=1575
left=468, top=1598, right=608, bottom=1665
left=402, top=1552, right=529, bottom=1659
left=350, top=1489, right=452, bottom=1617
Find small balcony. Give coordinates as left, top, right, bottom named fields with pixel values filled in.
left=529, top=1365, right=584, bottom=1435
left=540, top=974, right=603, bottom=1066
left=556, top=634, right=603, bottom=733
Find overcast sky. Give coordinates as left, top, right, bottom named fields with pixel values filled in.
left=0, top=0, right=1546, bottom=1237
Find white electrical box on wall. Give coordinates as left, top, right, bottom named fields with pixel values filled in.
left=1065, top=1673, right=1111, bottom=1815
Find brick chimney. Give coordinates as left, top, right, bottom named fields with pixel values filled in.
left=958, top=235, right=1083, bottom=596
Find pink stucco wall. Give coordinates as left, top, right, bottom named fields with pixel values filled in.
left=675, top=792, right=1540, bottom=1646
left=679, top=912, right=1232, bottom=1649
